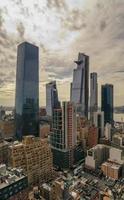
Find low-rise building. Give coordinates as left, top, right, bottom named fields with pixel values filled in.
left=85, top=144, right=110, bottom=169
left=0, top=164, right=28, bottom=200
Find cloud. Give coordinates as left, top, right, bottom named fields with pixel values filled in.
left=0, top=0, right=124, bottom=106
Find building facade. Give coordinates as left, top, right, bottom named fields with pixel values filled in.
left=8, top=136, right=53, bottom=185
left=15, top=42, right=39, bottom=140
left=46, top=81, right=60, bottom=117
left=0, top=164, right=28, bottom=200
left=90, top=72, right=98, bottom=121
left=93, top=111, right=104, bottom=138
left=50, top=102, right=77, bottom=169
left=71, top=53, right=89, bottom=118
left=101, top=84, right=114, bottom=125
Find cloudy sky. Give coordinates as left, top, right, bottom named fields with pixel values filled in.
left=0, top=0, right=124, bottom=107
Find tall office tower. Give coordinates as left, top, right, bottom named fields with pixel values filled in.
left=101, top=84, right=114, bottom=125
left=93, top=111, right=104, bottom=138
left=15, top=42, right=39, bottom=140
left=46, top=81, right=60, bottom=116
left=50, top=102, right=77, bottom=169
left=71, top=53, right=89, bottom=118
left=62, top=102, right=77, bottom=149
left=90, top=72, right=98, bottom=121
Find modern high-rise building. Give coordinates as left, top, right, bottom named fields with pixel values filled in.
left=46, top=81, right=60, bottom=117
left=101, top=84, right=114, bottom=125
left=62, top=102, right=77, bottom=149
left=50, top=102, right=77, bottom=169
left=15, top=42, right=39, bottom=140
left=90, top=72, right=98, bottom=121
left=71, top=53, right=89, bottom=118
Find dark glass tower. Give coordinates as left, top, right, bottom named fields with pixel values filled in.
left=101, top=84, right=114, bottom=125
left=46, top=81, right=60, bottom=116
left=71, top=53, right=89, bottom=118
left=15, top=42, right=39, bottom=140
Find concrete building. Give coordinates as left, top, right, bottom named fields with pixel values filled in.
left=0, top=139, right=9, bottom=165
left=85, top=144, right=110, bottom=169
left=62, top=102, right=77, bottom=149
left=0, top=164, right=28, bottom=200
left=8, top=136, right=53, bottom=185
left=0, top=120, right=15, bottom=139
left=101, top=84, right=114, bottom=125
left=71, top=53, right=89, bottom=118
left=15, top=42, right=39, bottom=140
left=40, top=123, right=50, bottom=139
left=90, top=72, right=98, bottom=121
left=93, top=111, right=104, bottom=138
left=104, top=123, right=112, bottom=141
left=46, top=81, right=60, bottom=117
left=87, top=126, right=98, bottom=149
left=112, top=134, right=124, bottom=148
left=101, top=161, right=122, bottom=180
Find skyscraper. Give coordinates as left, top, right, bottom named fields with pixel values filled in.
left=50, top=102, right=77, bottom=169
left=62, top=102, right=77, bottom=149
left=93, top=111, right=104, bottom=138
left=46, top=81, right=60, bottom=116
left=101, top=84, right=114, bottom=125
left=15, top=42, right=39, bottom=140
left=90, top=72, right=98, bottom=121
left=71, top=53, right=89, bottom=118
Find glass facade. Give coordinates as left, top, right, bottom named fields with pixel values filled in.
left=101, top=84, right=114, bottom=125
left=71, top=53, right=89, bottom=118
left=15, top=42, right=39, bottom=140
left=46, top=81, right=60, bottom=116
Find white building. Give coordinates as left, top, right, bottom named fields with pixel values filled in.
left=105, top=123, right=112, bottom=141
left=85, top=144, right=110, bottom=169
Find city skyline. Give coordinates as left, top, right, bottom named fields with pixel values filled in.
left=0, top=0, right=124, bottom=107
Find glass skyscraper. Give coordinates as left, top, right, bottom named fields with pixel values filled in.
left=101, top=84, right=114, bottom=125
left=15, top=42, right=39, bottom=140
left=46, top=81, right=60, bottom=116
left=71, top=53, right=89, bottom=118
left=90, top=72, right=98, bottom=121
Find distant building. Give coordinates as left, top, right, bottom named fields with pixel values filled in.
left=39, top=123, right=50, bottom=139
left=39, top=107, right=46, bottom=117
left=104, top=123, right=112, bottom=141
left=71, top=53, right=89, bottom=118
left=101, top=84, right=114, bottom=125
left=101, top=161, right=122, bottom=180
left=85, top=144, right=110, bottom=169
left=8, top=136, right=53, bottom=185
left=0, top=139, right=9, bottom=165
left=90, top=72, right=98, bottom=121
left=46, top=81, right=60, bottom=117
left=0, top=120, right=15, bottom=139
left=15, top=42, right=39, bottom=140
left=87, top=126, right=98, bottom=149
left=93, top=111, right=104, bottom=138
left=0, top=164, right=28, bottom=200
